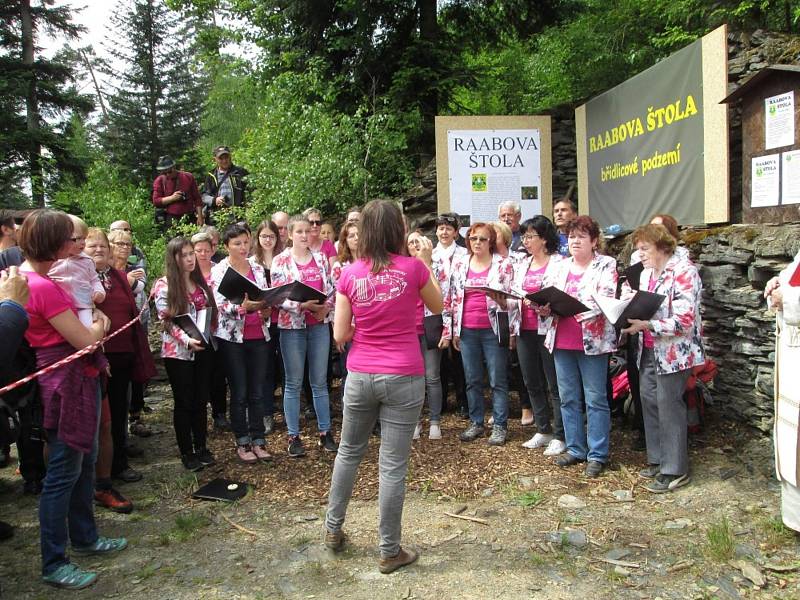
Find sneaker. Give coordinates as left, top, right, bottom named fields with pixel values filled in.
left=378, top=547, right=419, bottom=574
left=72, top=536, right=128, bottom=555
left=584, top=460, right=605, bottom=478
left=196, top=448, right=216, bottom=466
left=252, top=444, right=273, bottom=461
left=213, top=414, right=230, bottom=430
left=487, top=425, right=507, bottom=446
left=638, top=464, right=660, bottom=479
left=288, top=435, right=306, bottom=458
left=412, top=423, right=421, bottom=440
left=42, top=563, right=97, bottom=590
left=237, top=444, right=258, bottom=464
left=94, top=488, right=133, bottom=514
left=543, top=438, right=567, bottom=456
left=459, top=423, right=485, bottom=442
left=324, top=528, right=346, bottom=552
left=644, top=473, right=690, bottom=493
left=318, top=431, right=338, bottom=453
left=522, top=432, right=553, bottom=449
left=181, top=453, right=204, bottom=472
left=488, top=416, right=495, bottom=427
left=429, top=423, right=442, bottom=440
left=263, top=415, right=275, bottom=435
left=113, top=468, right=142, bottom=483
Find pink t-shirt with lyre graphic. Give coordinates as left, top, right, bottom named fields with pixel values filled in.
left=338, top=254, right=429, bottom=375
left=462, top=266, right=491, bottom=329
left=295, top=258, right=324, bottom=326
left=521, top=264, right=547, bottom=331
left=555, top=270, right=584, bottom=351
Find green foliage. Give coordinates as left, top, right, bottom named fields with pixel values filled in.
left=235, top=67, right=416, bottom=220
left=51, top=161, right=166, bottom=278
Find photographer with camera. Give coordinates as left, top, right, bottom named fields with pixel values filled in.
left=152, top=156, right=204, bottom=230
left=202, top=146, right=248, bottom=226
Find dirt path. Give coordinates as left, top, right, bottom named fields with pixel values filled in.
left=1, top=377, right=799, bottom=599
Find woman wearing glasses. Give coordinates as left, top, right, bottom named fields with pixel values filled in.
left=251, top=220, right=284, bottom=433
left=303, top=207, right=338, bottom=267
left=432, top=213, right=468, bottom=416
left=450, top=223, right=519, bottom=446
left=512, top=217, right=565, bottom=456
left=539, top=216, right=617, bottom=477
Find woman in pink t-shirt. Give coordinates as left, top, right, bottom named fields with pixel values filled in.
left=450, top=223, right=519, bottom=446
left=18, top=209, right=125, bottom=590
left=512, top=216, right=565, bottom=457
left=303, top=207, right=338, bottom=268
left=210, top=223, right=273, bottom=463
left=539, top=216, right=617, bottom=478
left=270, top=215, right=337, bottom=457
left=324, top=200, right=442, bottom=574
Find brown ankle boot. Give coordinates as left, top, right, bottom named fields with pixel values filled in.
left=378, top=547, right=419, bottom=574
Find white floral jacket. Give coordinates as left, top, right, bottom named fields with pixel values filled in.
left=210, top=257, right=271, bottom=343
left=540, top=253, right=618, bottom=355
left=450, top=252, right=520, bottom=338
left=623, top=253, right=705, bottom=374
left=511, top=253, right=564, bottom=335
left=270, top=248, right=335, bottom=329
left=153, top=277, right=211, bottom=361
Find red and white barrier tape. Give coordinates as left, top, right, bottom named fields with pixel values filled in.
left=0, top=300, right=151, bottom=397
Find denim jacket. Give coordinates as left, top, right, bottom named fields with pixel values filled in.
left=541, top=253, right=618, bottom=355
left=511, top=253, right=564, bottom=335
left=623, top=253, right=705, bottom=374
left=270, top=248, right=335, bottom=329
left=153, top=276, right=210, bottom=361
left=450, top=252, right=520, bottom=338
left=210, top=257, right=271, bottom=343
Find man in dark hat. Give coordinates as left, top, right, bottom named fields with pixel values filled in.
left=151, top=155, right=204, bottom=230
left=202, top=146, right=248, bottom=225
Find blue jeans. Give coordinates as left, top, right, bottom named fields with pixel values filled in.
left=459, top=327, right=509, bottom=428
left=553, top=350, right=610, bottom=463
left=280, top=324, right=332, bottom=436
left=40, top=385, right=101, bottom=575
left=218, top=338, right=267, bottom=446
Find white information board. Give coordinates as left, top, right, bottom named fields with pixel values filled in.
left=446, top=129, right=542, bottom=227
left=765, top=91, right=795, bottom=150
left=751, top=154, right=780, bottom=207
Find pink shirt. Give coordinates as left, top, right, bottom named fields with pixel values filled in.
left=313, top=239, right=337, bottom=260
left=415, top=298, right=424, bottom=335
left=555, top=270, right=585, bottom=351
left=296, top=258, right=324, bottom=325
left=22, top=270, right=76, bottom=348
left=189, top=285, right=208, bottom=312
left=521, top=264, right=547, bottom=331
left=243, top=268, right=266, bottom=340
left=462, top=266, right=491, bottom=329
left=643, top=274, right=657, bottom=349
left=338, top=254, right=429, bottom=375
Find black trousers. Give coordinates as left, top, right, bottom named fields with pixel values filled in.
left=164, top=352, right=212, bottom=455
left=626, top=335, right=644, bottom=431
left=17, top=395, right=46, bottom=483
left=440, top=345, right=467, bottom=412
left=208, top=347, right=228, bottom=418
left=106, top=352, right=134, bottom=475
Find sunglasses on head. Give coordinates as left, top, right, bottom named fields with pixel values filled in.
left=437, top=216, right=458, bottom=226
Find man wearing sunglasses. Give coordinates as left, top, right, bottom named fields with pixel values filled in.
left=151, top=155, right=204, bottom=230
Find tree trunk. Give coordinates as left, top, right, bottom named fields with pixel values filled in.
left=21, top=0, right=44, bottom=207
left=417, top=0, right=438, bottom=163
left=146, top=0, right=159, bottom=178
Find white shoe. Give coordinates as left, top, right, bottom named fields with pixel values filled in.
left=413, top=423, right=421, bottom=440
left=488, top=416, right=495, bottom=426
left=429, top=423, right=442, bottom=440
left=543, top=438, right=567, bottom=456
left=522, top=432, right=552, bottom=449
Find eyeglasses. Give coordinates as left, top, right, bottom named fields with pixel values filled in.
left=521, top=233, right=540, bottom=242
left=259, top=234, right=276, bottom=241
left=112, top=241, right=132, bottom=248
left=468, top=236, right=489, bottom=243
left=307, top=220, right=322, bottom=226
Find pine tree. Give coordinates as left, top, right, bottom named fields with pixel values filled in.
left=0, top=0, right=93, bottom=207
left=101, top=0, right=207, bottom=184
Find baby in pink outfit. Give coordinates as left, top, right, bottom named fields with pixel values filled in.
left=49, top=215, right=106, bottom=327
